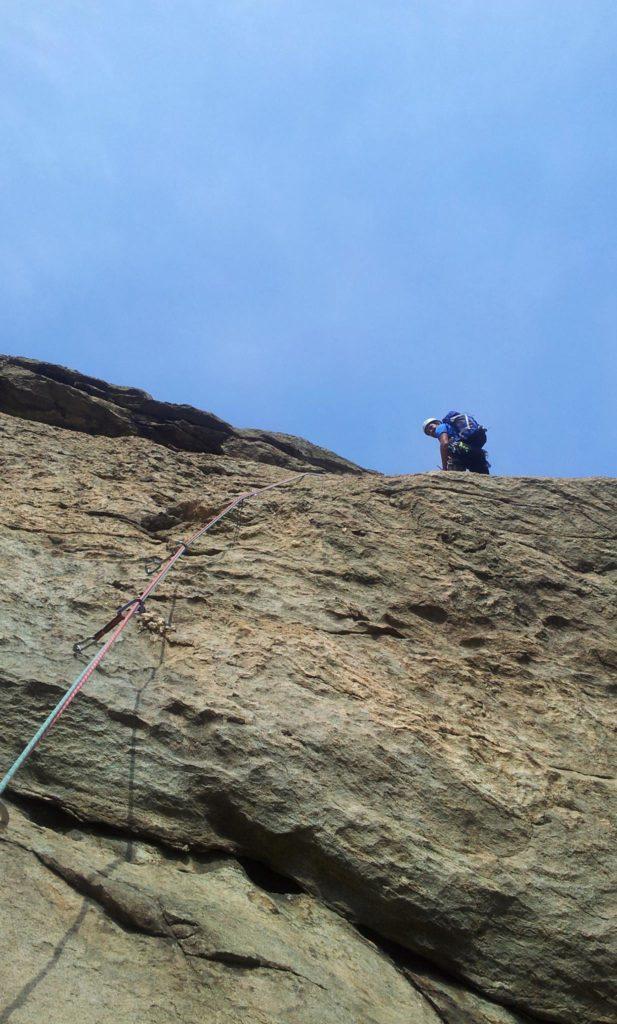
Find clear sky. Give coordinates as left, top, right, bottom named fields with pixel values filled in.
left=1, top=2, right=615, bottom=476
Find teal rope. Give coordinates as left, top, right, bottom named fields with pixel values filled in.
left=0, top=473, right=305, bottom=799
left=0, top=655, right=98, bottom=797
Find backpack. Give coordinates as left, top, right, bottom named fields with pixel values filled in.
left=442, top=411, right=487, bottom=448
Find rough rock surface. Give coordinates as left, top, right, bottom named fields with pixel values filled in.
left=3, top=802, right=439, bottom=1024
left=0, top=362, right=615, bottom=1024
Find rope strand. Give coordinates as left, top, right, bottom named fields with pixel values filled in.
left=0, top=472, right=304, bottom=797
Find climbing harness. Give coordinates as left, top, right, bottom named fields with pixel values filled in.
left=0, top=473, right=305, bottom=805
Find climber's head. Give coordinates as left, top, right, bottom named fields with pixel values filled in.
left=422, top=418, right=441, bottom=437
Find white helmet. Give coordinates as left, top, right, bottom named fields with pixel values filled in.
left=422, top=417, right=441, bottom=434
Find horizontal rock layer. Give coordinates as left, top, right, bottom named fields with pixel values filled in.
left=0, top=355, right=363, bottom=473
left=0, top=365, right=615, bottom=1024
left=2, top=799, right=444, bottom=1024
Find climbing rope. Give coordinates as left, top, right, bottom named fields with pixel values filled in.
left=0, top=473, right=304, bottom=799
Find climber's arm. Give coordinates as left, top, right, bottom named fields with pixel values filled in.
left=439, top=432, right=450, bottom=470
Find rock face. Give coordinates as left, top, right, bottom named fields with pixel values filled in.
left=0, top=359, right=615, bottom=1024
left=3, top=803, right=440, bottom=1024
left=0, top=356, right=363, bottom=474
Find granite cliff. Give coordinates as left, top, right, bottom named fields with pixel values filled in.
left=0, top=358, right=615, bottom=1024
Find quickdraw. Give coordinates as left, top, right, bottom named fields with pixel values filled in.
left=0, top=473, right=305, bottom=805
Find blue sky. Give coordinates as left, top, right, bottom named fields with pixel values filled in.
left=1, top=2, right=615, bottom=476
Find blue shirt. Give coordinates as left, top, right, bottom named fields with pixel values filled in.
left=434, top=423, right=456, bottom=440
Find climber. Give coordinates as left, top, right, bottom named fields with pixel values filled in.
left=422, top=411, right=490, bottom=474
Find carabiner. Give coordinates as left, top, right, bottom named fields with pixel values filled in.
left=73, top=635, right=98, bottom=656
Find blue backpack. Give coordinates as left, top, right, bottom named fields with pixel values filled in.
left=442, top=411, right=487, bottom=448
